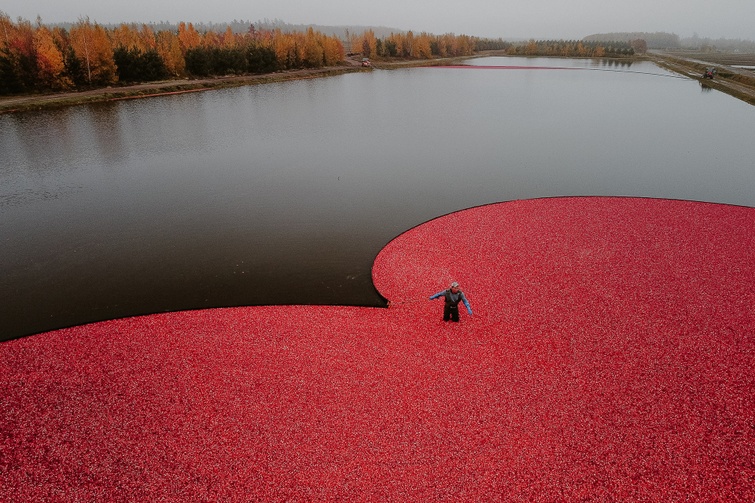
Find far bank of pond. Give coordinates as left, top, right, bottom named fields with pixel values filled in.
left=2, top=52, right=754, bottom=114
left=2, top=55, right=755, bottom=340
left=648, top=51, right=755, bottom=106
left=0, top=54, right=485, bottom=114
left=0, top=66, right=367, bottom=114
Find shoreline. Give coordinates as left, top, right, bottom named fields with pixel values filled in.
left=4, top=52, right=753, bottom=113
left=0, top=55, right=478, bottom=114
left=0, top=66, right=368, bottom=114
left=647, top=51, right=755, bottom=106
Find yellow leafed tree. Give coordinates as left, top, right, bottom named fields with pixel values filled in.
left=414, top=33, right=433, bottom=58
left=202, top=30, right=220, bottom=48
left=222, top=26, right=236, bottom=49
left=303, top=27, right=324, bottom=67
left=178, top=22, right=202, bottom=53
left=156, top=30, right=185, bottom=76
left=357, top=30, right=377, bottom=58
left=140, top=24, right=156, bottom=50
left=322, top=36, right=344, bottom=65
left=34, top=24, right=71, bottom=90
left=69, top=18, right=117, bottom=86
left=111, top=24, right=142, bottom=51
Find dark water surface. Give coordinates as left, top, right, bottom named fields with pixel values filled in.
left=2, top=57, right=754, bottom=339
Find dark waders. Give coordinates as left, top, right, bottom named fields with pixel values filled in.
left=443, top=304, right=460, bottom=322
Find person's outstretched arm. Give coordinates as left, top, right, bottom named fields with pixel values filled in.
left=461, top=293, right=473, bottom=315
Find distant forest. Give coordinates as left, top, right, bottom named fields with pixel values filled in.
left=0, top=14, right=513, bottom=95
left=584, top=31, right=755, bottom=52
left=36, top=18, right=406, bottom=41
left=505, top=40, right=637, bottom=58
left=4, top=12, right=753, bottom=97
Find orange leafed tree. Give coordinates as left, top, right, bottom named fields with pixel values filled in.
left=351, top=30, right=376, bottom=58
left=156, top=30, right=184, bottom=76
left=1, top=12, right=15, bottom=46
left=69, top=18, right=117, bottom=85
left=177, top=22, right=202, bottom=53
left=111, top=23, right=143, bottom=51
left=139, top=24, right=157, bottom=50
left=322, top=35, right=344, bottom=66
left=302, top=28, right=324, bottom=67
left=404, top=31, right=416, bottom=57
left=110, top=23, right=156, bottom=52
left=272, top=29, right=302, bottom=69
left=202, top=30, right=220, bottom=48
left=414, top=32, right=433, bottom=58
left=222, top=26, right=236, bottom=49
left=34, top=24, right=71, bottom=90
left=1, top=16, right=37, bottom=90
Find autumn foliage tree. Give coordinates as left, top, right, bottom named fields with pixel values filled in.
left=69, top=18, right=117, bottom=86
left=156, top=30, right=184, bottom=77
left=0, top=14, right=36, bottom=93
left=0, top=14, right=568, bottom=97
left=507, top=39, right=635, bottom=57
left=0, top=14, right=351, bottom=94
left=349, top=30, right=483, bottom=60
left=111, top=23, right=168, bottom=82
left=177, top=22, right=202, bottom=53
left=34, top=23, right=70, bottom=90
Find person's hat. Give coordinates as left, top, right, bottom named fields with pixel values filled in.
left=450, top=282, right=459, bottom=288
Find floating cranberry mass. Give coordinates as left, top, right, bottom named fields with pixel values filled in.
left=2, top=197, right=753, bottom=501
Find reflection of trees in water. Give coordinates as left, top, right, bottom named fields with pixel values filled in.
left=598, top=58, right=634, bottom=68
left=700, top=82, right=714, bottom=92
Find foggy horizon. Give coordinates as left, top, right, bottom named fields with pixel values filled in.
left=3, top=0, right=753, bottom=43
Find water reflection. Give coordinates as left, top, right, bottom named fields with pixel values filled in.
left=86, top=104, right=128, bottom=164
left=1, top=57, right=754, bottom=340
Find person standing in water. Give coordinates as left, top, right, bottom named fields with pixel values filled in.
left=429, top=282, right=472, bottom=322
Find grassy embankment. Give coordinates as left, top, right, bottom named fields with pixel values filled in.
left=648, top=51, right=755, bottom=106
left=0, top=66, right=366, bottom=114
left=0, top=53, right=488, bottom=114
left=373, top=51, right=755, bottom=107
left=3, top=51, right=753, bottom=113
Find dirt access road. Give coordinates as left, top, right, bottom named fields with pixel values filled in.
left=0, top=65, right=366, bottom=114
left=0, top=54, right=481, bottom=114
left=2, top=52, right=754, bottom=113
left=648, top=51, right=755, bottom=106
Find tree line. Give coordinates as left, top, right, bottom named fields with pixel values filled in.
left=347, top=30, right=507, bottom=59
left=584, top=32, right=678, bottom=50
left=1, top=12, right=629, bottom=97
left=581, top=31, right=755, bottom=52
left=506, top=40, right=637, bottom=58
left=0, top=15, right=345, bottom=95
left=0, top=13, right=510, bottom=96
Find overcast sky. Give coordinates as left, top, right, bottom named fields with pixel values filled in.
left=3, top=0, right=753, bottom=41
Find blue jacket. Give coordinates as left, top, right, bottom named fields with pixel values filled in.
left=430, top=289, right=472, bottom=315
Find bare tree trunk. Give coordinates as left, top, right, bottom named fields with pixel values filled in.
left=82, top=31, right=92, bottom=84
